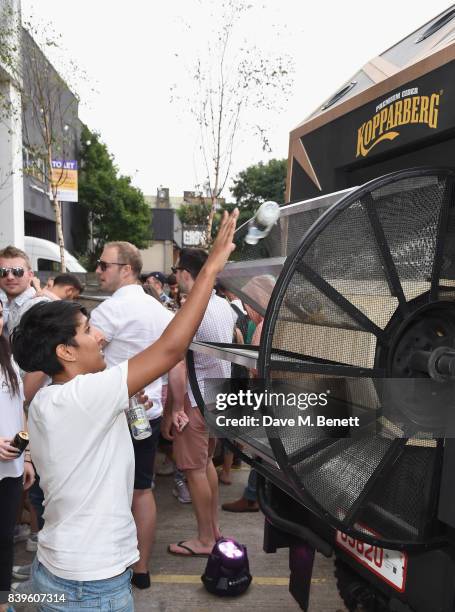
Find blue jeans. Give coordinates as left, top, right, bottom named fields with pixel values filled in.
left=32, top=558, right=134, bottom=611
left=244, top=469, right=257, bottom=502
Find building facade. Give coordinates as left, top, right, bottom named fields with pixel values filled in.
left=0, top=1, right=85, bottom=254
left=140, top=187, right=224, bottom=274
left=0, top=0, right=24, bottom=249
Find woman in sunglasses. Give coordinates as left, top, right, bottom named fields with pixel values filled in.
left=0, top=299, right=35, bottom=612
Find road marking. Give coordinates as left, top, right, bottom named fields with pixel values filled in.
left=151, top=575, right=327, bottom=586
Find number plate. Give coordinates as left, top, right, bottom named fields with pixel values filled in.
left=336, top=529, right=407, bottom=592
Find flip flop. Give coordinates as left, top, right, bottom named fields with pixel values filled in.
left=167, top=541, right=210, bottom=558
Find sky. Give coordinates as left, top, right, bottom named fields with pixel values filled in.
left=21, top=0, right=453, bottom=200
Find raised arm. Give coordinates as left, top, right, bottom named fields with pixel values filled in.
left=127, top=209, right=238, bottom=396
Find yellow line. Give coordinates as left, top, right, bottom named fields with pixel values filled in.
left=254, top=577, right=288, bottom=586
left=151, top=575, right=326, bottom=586
left=152, top=575, right=200, bottom=584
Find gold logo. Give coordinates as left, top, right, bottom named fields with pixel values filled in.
left=356, top=93, right=440, bottom=157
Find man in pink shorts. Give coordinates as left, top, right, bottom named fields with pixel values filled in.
left=168, top=248, right=237, bottom=557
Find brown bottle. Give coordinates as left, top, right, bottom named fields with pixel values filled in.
left=11, top=431, right=29, bottom=454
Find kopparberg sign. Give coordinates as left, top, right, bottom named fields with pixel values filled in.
left=356, top=87, right=440, bottom=158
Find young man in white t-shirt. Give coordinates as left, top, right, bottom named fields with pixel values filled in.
left=10, top=210, right=238, bottom=611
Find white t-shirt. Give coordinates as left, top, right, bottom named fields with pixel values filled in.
left=28, top=361, right=139, bottom=581
left=0, top=362, right=24, bottom=480
left=188, top=291, right=237, bottom=406
left=90, top=284, right=173, bottom=419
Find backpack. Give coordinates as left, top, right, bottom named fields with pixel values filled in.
left=230, top=302, right=250, bottom=380
left=230, top=303, right=249, bottom=340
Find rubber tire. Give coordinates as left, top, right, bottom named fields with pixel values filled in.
left=335, top=558, right=391, bottom=612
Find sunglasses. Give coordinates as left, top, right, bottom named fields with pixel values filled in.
left=0, top=267, right=25, bottom=278
left=96, top=260, right=128, bottom=272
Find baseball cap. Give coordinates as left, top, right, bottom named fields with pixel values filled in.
left=145, top=271, right=167, bottom=286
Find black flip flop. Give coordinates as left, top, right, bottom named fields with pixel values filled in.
left=167, top=541, right=210, bottom=557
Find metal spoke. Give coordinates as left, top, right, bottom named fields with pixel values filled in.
left=362, top=194, right=409, bottom=316
left=341, top=438, right=406, bottom=526
left=297, top=262, right=387, bottom=343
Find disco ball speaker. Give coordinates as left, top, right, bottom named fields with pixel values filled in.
left=201, top=538, right=252, bottom=597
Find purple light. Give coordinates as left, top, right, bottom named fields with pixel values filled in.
left=218, top=540, right=244, bottom=559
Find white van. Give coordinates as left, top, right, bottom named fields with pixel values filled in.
left=24, top=236, right=87, bottom=273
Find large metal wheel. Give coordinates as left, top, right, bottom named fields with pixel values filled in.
left=190, top=167, right=455, bottom=553
left=256, top=167, right=455, bottom=550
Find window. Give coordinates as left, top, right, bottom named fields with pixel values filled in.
left=23, top=148, right=46, bottom=183
left=37, top=258, right=60, bottom=272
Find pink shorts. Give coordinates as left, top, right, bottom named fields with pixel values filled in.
left=173, top=395, right=216, bottom=471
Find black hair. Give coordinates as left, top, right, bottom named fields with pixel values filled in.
left=53, top=273, right=84, bottom=293
left=0, top=299, right=19, bottom=396
left=11, top=301, right=88, bottom=376
left=178, top=248, right=208, bottom=279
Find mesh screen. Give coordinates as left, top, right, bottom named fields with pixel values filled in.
left=441, top=200, right=455, bottom=282
left=372, top=177, right=442, bottom=301
left=357, top=443, right=440, bottom=541
left=294, top=435, right=393, bottom=520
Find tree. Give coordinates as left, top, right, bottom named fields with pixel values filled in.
left=176, top=202, right=211, bottom=226
left=78, top=126, right=150, bottom=268
left=172, top=0, right=293, bottom=246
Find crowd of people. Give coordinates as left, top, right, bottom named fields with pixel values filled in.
left=0, top=209, right=279, bottom=612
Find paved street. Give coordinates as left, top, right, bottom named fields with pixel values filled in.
left=14, top=465, right=346, bottom=612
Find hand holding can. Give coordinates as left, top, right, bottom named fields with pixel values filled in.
left=126, top=395, right=152, bottom=440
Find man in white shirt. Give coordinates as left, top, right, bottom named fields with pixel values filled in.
left=89, top=241, right=186, bottom=590
left=169, top=248, right=237, bottom=558
left=10, top=209, right=238, bottom=610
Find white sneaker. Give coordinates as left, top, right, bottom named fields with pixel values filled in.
left=172, top=478, right=191, bottom=504
left=12, top=563, right=32, bottom=580
left=10, top=578, right=34, bottom=594
left=26, top=533, right=38, bottom=552
left=13, top=524, right=31, bottom=543
left=155, top=453, right=174, bottom=476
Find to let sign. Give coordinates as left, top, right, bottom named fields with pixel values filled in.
left=50, top=160, right=78, bottom=202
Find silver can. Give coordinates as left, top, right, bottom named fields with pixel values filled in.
left=126, top=396, right=152, bottom=440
